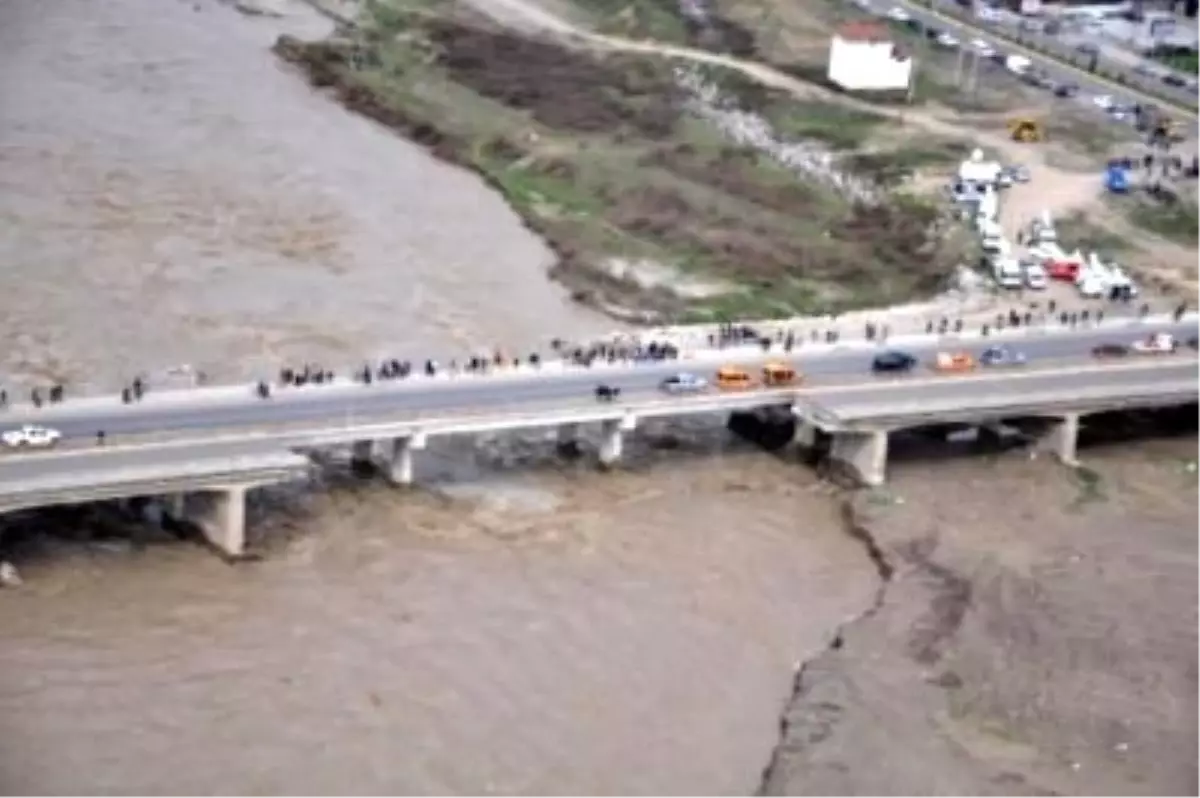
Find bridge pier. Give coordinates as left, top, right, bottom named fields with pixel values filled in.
left=385, top=433, right=427, bottom=486
left=163, top=492, right=186, bottom=521
left=829, top=429, right=889, bottom=487
left=598, top=415, right=637, bottom=469
left=197, top=486, right=248, bottom=558
left=1037, top=412, right=1081, bottom=466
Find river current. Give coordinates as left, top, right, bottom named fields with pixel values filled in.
left=0, top=0, right=879, bottom=793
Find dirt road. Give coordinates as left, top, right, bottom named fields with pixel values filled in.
left=464, top=0, right=1198, bottom=297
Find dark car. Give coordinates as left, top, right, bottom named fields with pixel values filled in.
left=1092, top=343, right=1130, bottom=358
left=980, top=345, right=1027, bottom=367
left=1054, top=82, right=1079, bottom=98
left=594, top=384, right=621, bottom=401
left=872, top=350, right=919, bottom=373
left=1163, top=73, right=1187, bottom=88
left=1187, top=336, right=1198, bottom=350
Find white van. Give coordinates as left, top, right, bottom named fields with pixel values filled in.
left=994, top=258, right=1024, bottom=289
left=1023, top=261, right=1047, bottom=290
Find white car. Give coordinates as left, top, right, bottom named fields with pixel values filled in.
left=885, top=7, right=911, bottom=22
left=659, top=372, right=708, bottom=394
left=935, top=31, right=960, bottom=48
left=1, top=425, right=62, bottom=450
left=971, top=38, right=995, bottom=57
left=1092, top=94, right=1114, bottom=110
left=1131, top=333, right=1177, bottom=354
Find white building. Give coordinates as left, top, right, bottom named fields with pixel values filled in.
left=827, top=22, right=914, bottom=92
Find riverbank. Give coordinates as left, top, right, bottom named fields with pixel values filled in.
left=272, top=2, right=979, bottom=323
left=762, top=430, right=1199, bottom=796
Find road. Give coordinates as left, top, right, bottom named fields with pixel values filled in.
left=0, top=320, right=1194, bottom=445
left=893, top=0, right=1199, bottom=117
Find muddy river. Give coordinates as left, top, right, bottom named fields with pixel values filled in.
left=0, top=1, right=880, bottom=793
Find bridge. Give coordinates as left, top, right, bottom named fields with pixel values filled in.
left=0, top=315, right=1195, bottom=557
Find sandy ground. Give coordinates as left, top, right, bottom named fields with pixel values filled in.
left=763, top=436, right=1199, bottom=796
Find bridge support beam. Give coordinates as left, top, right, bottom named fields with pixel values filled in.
left=385, top=433, right=427, bottom=486
left=829, top=429, right=889, bottom=487
left=197, top=486, right=248, bottom=558
left=1037, top=412, right=1081, bottom=467
left=598, top=415, right=638, bottom=469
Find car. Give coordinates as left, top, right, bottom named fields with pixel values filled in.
left=715, top=366, right=754, bottom=390
left=1131, top=332, right=1178, bottom=354
left=872, top=350, right=918, bottom=374
left=933, top=351, right=976, bottom=372
left=659, top=372, right=708, bottom=394
left=935, top=31, right=960, bottom=48
left=885, top=7, right=911, bottom=22
left=1092, top=94, right=1114, bottom=110
left=594, top=384, right=621, bottom=401
left=1092, top=342, right=1129, bottom=358
left=1163, top=73, right=1188, bottom=88
left=1187, top=335, right=1199, bottom=350
left=1, top=424, right=62, bottom=450
left=1075, top=42, right=1099, bottom=56
left=979, top=345, right=1027, bottom=367
left=762, top=362, right=799, bottom=387
left=1054, top=82, right=1079, bottom=98
left=970, top=38, right=995, bottom=57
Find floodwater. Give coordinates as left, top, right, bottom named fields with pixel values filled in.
left=0, top=1, right=879, bottom=794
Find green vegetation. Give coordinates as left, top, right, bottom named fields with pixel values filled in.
left=1152, top=50, right=1199, bottom=76
left=1055, top=211, right=1137, bottom=255
left=1126, top=198, right=1200, bottom=247
left=275, top=3, right=972, bottom=321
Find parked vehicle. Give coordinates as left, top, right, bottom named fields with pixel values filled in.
left=659, top=373, right=708, bottom=394
left=1131, top=332, right=1177, bottom=354
left=1023, top=261, right=1048, bottom=290
left=934, top=351, right=977, bottom=372
left=1, top=424, right=61, bottom=449
left=715, top=366, right=754, bottom=390
left=872, top=350, right=918, bottom=374
left=980, top=345, right=1027, bottom=367
left=1092, top=343, right=1129, bottom=358
left=595, top=384, right=621, bottom=401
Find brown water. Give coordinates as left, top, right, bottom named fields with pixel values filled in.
left=0, top=1, right=878, bottom=793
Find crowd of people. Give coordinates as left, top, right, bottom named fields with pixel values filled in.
left=0, top=303, right=1191, bottom=412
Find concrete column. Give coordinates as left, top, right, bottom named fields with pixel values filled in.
left=792, top=419, right=819, bottom=448
left=1037, top=412, right=1080, bottom=466
left=597, top=415, right=638, bottom=468
left=385, top=432, right=427, bottom=486
left=163, top=492, right=186, bottom=520
left=829, top=429, right=889, bottom=487
left=199, top=486, right=247, bottom=558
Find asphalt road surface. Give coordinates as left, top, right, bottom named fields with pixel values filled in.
left=893, top=0, right=1199, bottom=115
left=0, top=320, right=1194, bottom=445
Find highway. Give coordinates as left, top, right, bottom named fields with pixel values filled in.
left=892, top=0, right=1199, bottom=116
left=0, top=319, right=1194, bottom=447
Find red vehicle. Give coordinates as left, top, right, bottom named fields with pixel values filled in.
left=1046, top=259, right=1081, bottom=281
